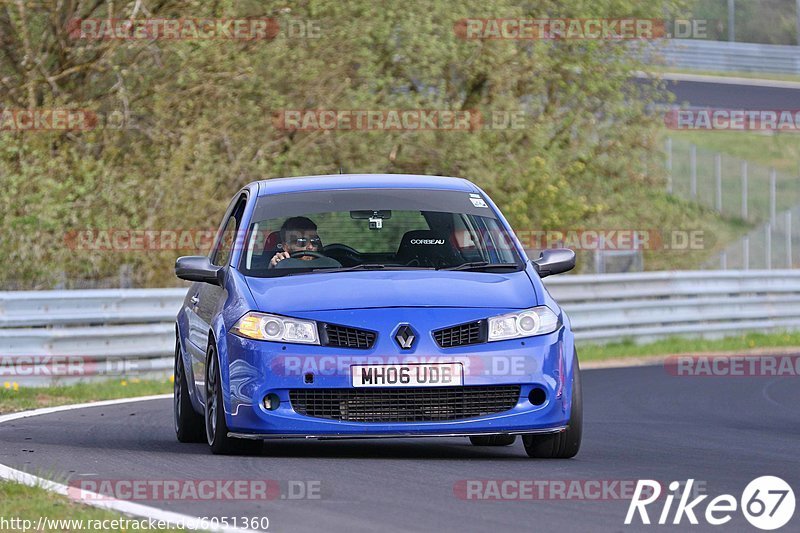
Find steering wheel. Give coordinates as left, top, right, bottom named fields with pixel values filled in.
left=323, top=243, right=359, bottom=254
left=323, top=243, right=361, bottom=265
left=290, top=250, right=326, bottom=260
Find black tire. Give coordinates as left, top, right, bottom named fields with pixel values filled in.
left=174, top=341, right=205, bottom=443
left=205, top=342, right=262, bottom=455
left=469, top=435, right=517, bottom=446
left=522, top=352, right=582, bottom=459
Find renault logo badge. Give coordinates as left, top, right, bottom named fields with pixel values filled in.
left=395, top=325, right=415, bottom=349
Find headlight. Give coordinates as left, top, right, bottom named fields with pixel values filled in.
left=487, top=306, right=560, bottom=341
left=231, top=312, right=319, bottom=344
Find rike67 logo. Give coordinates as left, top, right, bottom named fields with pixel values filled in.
left=626, top=477, right=795, bottom=530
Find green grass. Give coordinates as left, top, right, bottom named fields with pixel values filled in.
left=579, top=186, right=753, bottom=272
left=0, top=481, right=143, bottom=532
left=651, top=66, right=800, bottom=84
left=667, top=131, right=800, bottom=177
left=579, top=331, right=800, bottom=362
left=0, top=378, right=172, bottom=415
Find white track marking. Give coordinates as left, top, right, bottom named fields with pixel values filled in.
left=0, top=394, right=262, bottom=533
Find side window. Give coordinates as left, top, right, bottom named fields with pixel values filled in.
left=211, top=197, right=246, bottom=267
left=454, top=214, right=487, bottom=262
left=481, top=217, right=518, bottom=263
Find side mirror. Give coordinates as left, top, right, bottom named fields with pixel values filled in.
left=533, top=248, right=575, bottom=278
left=175, top=256, right=223, bottom=285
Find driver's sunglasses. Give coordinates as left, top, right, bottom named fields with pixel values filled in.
left=288, top=236, right=322, bottom=248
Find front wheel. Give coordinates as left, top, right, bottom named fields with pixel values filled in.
left=174, top=341, right=205, bottom=443
left=522, top=351, right=582, bottom=459
left=205, top=343, right=262, bottom=455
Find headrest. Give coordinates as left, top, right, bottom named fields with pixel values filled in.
left=397, top=230, right=460, bottom=266
left=263, top=230, right=281, bottom=253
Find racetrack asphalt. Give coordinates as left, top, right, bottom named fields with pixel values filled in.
left=0, top=365, right=797, bottom=532
left=639, top=76, right=800, bottom=109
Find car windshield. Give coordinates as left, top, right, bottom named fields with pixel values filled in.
left=239, top=188, right=524, bottom=277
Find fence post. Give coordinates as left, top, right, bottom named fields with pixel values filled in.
left=119, top=264, right=133, bottom=288
left=743, top=236, right=750, bottom=270
left=765, top=224, right=772, bottom=270
left=770, top=168, right=777, bottom=225
left=728, top=0, right=736, bottom=41
left=720, top=251, right=727, bottom=270
left=741, top=161, right=748, bottom=220
left=797, top=0, right=800, bottom=46
left=690, top=144, right=697, bottom=199
left=787, top=211, right=793, bottom=268
left=666, top=137, right=673, bottom=194
left=594, top=236, right=604, bottom=274
left=715, top=153, right=722, bottom=212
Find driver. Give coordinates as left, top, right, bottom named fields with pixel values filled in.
left=269, top=216, right=339, bottom=268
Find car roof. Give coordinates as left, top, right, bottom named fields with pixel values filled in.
left=254, top=174, right=479, bottom=196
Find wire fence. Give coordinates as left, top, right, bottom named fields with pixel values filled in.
left=666, top=136, right=800, bottom=270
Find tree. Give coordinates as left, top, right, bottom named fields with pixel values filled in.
left=0, top=0, right=681, bottom=287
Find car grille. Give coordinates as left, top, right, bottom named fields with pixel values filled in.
left=289, top=385, right=520, bottom=422
left=433, top=320, right=485, bottom=348
left=321, top=324, right=376, bottom=349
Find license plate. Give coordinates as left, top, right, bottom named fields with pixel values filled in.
left=351, top=363, right=463, bottom=388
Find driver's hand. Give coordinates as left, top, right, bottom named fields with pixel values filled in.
left=269, top=251, right=290, bottom=268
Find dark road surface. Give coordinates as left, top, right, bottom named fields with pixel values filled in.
left=1, top=366, right=798, bottom=532
left=637, top=75, right=800, bottom=110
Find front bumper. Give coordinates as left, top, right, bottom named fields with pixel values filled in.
left=228, top=426, right=568, bottom=440
left=220, top=308, right=574, bottom=438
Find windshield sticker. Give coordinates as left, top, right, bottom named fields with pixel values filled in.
left=470, top=197, right=488, bottom=208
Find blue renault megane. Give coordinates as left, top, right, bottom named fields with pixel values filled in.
left=174, top=174, right=580, bottom=457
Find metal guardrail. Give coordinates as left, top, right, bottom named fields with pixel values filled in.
left=2, top=270, right=800, bottom=384
left=0, top=289, right=186, bottom=385
left=645, top=39, right=800, bottom=75
left=545, top=270, right=800, bottom=342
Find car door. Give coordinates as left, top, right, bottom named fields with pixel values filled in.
left=188, top=194, right=248, bottom=402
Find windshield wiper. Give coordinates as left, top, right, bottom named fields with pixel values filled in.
left=285, top=264, right=435, bottom=276
left=439, top=262, right=520, bottom=271
left=324, top=263, right=388, bottom=272
left=280, top=264, right=383, bottom=276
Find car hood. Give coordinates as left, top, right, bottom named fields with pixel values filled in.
left=244, top=270, right=537, bottom=313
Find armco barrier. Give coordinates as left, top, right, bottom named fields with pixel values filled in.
left=645, top=39, right=800, bottom=75
left=0, top=289, right=186, bottom=386
left=2, top=270, right=800, bottom=384
left=545, top=270, right=800, bottom=343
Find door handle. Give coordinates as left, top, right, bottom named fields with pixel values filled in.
left=190, top=295, right=200, bottom=305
